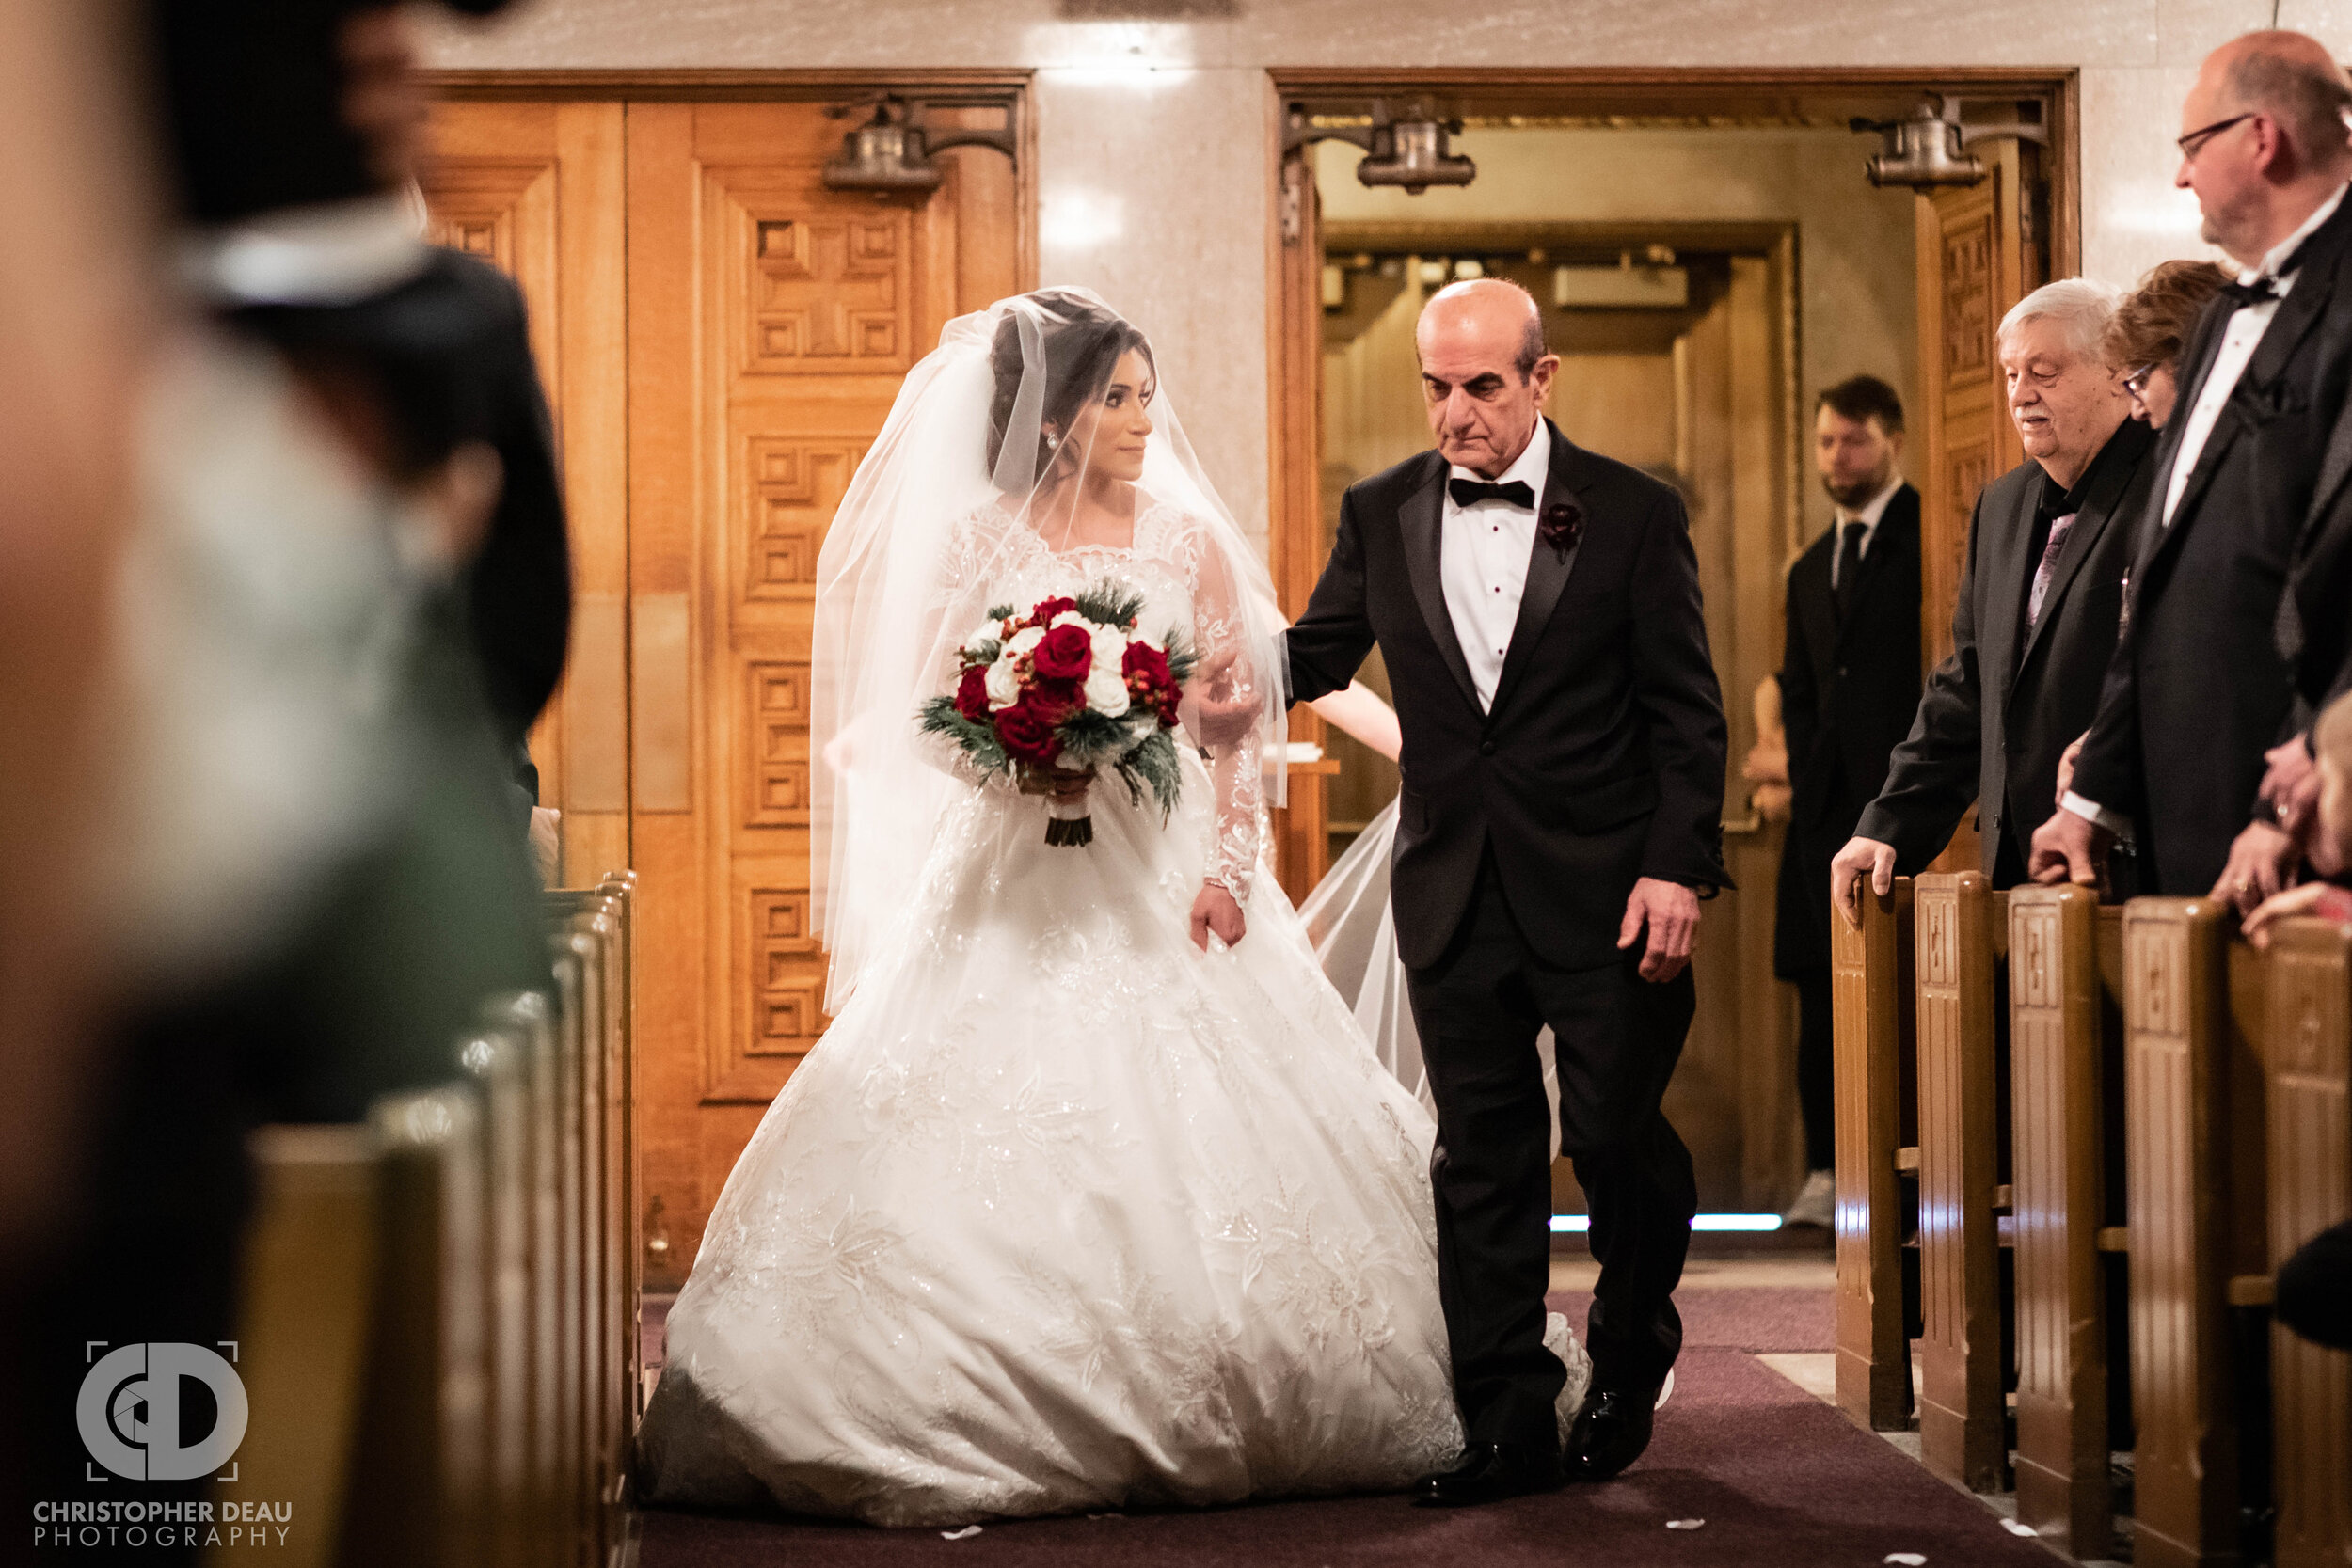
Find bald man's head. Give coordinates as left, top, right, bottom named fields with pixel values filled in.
left=1420, top=277, right=1548, bottom=377
left=1415, top=277, right=1559, bottom=477
left=2211, top=29, right=2352, bottom=171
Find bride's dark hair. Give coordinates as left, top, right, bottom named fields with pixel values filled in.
left=986, top=292, right=1155, bottom=479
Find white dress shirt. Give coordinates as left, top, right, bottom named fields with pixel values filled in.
left=1440, top=420, right=1551, bottom=712
left=1828, top=475, right=1905, bottom=591
left=2062, top=182, right=2349, bottom=837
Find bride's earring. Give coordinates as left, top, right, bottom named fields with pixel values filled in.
left=1043, top=434, right=1059, bottom=449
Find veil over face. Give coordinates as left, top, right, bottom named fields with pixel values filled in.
left=810, top=286, right=1289, bottom=1002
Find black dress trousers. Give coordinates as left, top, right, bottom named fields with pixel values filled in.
left=1406, top=847, right=1698, bottom=1448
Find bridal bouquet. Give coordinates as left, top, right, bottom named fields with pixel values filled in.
left=919, top=583, right=1196, bottom=846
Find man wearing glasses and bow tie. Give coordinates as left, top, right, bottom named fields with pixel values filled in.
left=2032, top=29, right=2352, bottom=913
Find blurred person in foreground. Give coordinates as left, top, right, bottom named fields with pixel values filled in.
left=0, top=0, right=168, bottom=1531
left=2032, top=31, right=2352, bottom=911
left=26, top=0, right=555, bottom=1556
left=1772, top=375, right=1919, bottom=1227
left=1833, top=279, right=2152, bottom=930
left=2243, top=689, right=2352, bottom=1351
left=186, top=0, right=573, bottom=843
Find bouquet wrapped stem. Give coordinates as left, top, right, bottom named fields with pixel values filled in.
left=920, top=583, right=1196, bottom=847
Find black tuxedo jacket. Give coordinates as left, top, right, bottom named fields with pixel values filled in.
left=1287, top=420, right=1730, bottom=971
left=235, top=248, right=573, bottom=754
left=2280, top=325, right=2352, bottom=731
left=1855, top=420, right=2155, bottom=885
left=1773, top=483, right=1921, bottom=974
left=2071, top=194, right=2352, bottom=894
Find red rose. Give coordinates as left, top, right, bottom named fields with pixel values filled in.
left=1032, top=623, right=1093, bottom=682
left=1025, top=676, right=1082, bottom=723
left=994, top=698, right=1063, bottom=765
left=1028, top=595, right=1077, bottom=626
left=1121, top=641, right=1171, bottom=689
left=954, top=666, right=991, bottom=722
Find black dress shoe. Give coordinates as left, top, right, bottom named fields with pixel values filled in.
left=1411, top=1442, right=1564, bottom=1507
left=1564, top=1386, right=1658, bottom=1481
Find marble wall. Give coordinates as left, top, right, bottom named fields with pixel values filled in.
left=423, top=0, right=2352, bottom=546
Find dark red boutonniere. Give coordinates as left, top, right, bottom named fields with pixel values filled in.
left=1538, top=498, right=1584, bottom=555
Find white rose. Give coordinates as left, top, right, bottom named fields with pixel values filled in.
left=967, top=618, right=1006, bottom=650
left=1005, top=626, right=1044, bottom=657
left=1050, top=610, right=1089, bottom=630
left=1088, top=624, right=1126, bottom=674
left=985, top=654, right=1023, bottom=709
left=1083, top=663, right=1131, bottom=717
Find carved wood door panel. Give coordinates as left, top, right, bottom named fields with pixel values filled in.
left=419, top=100, right=632, bottom=889
left=626, top=103, right=1018, bottom=1284
left=1916, top=142, right=2034, bottom=873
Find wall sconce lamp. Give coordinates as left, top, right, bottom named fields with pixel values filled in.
left=822, top=96, right=1019, bottom=194
left=1283, top=101, right=1476, bottom=195
left=1850, top=95, right=2048, bottom=190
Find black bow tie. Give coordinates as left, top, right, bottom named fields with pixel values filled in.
left=1449, top=477, right=1536, bottom=510
left=2221, top=248, right=2304, bottom=308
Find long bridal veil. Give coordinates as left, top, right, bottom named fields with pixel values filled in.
left=1299, top=798, right=1564, bottom=1159
left=810, top=287, right=1289, bottom=1001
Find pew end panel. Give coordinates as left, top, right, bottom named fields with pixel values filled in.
left=1915, top=872, right=2009, bottom=1493
left=2262, top=916, right=2352, bottom=1568
left=2008, top=883, right=2116, bottom=1560
left=1834, top=873, right=1917, bottom=1432
left=2125, top=898, right=2267, bottom=1568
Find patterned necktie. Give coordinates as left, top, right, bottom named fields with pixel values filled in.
left=2027, top=512, right=2076, bottom=627
left=1833, top=520, right=1867, bottom=619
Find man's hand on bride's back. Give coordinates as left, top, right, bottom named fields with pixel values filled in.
left=1617, top=877, right=1700, bottom=982
left=1191, top=880, right=1245, bottom=951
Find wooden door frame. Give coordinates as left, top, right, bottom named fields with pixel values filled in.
left=1264, top=65, right=2081, bottom=889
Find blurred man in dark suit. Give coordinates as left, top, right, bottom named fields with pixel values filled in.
left=1772, top=375, right=1919, bottom=1227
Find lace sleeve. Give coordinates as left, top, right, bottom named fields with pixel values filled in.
left=1178, top=514, right=1265, bottom=898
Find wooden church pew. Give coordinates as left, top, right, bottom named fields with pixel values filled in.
left=2006, top=885, right=2129, bottom=1560
left=229, top=879, right=639, bottom=1568
left=341, top=1085, right=488, bottom=1568
left=1912, top=871, right=2008, bottom=1493
left=2123, top=897, right=2272, bottom=1568
left=2260, top=916, right=2352, bottom=1568
left=229, top=1125, right=385, bottom=1568
left=1833, top=873, right=1917, bottom=1431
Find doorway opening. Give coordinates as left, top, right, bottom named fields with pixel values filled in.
left=1267, top=70, right=2077, bottom=1217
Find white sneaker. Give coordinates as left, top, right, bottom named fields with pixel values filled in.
left=1781, top=1168, right=1835, bottom=1228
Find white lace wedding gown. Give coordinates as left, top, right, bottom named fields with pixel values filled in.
left=636, top=498, right=1588, bottom=1527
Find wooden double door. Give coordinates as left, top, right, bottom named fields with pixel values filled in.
left=422, top=93, right=1025, bottom=1286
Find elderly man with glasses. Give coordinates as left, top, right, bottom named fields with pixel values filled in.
left=2032, top=29, right=2352, bottom=911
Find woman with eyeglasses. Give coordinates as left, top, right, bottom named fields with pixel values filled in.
left=2106, top=258, right=2233, bottom=429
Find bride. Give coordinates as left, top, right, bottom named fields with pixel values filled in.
left=635, top=288, right=1586, bottom=1528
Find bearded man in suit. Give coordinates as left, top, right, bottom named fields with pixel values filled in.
left=1771, top=374, right=1920, bottom=1228
left=1286, top=278, right=1728, bottom=1504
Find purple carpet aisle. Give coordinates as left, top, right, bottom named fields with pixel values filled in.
left=635, top=1285, right=2050, bottom=1567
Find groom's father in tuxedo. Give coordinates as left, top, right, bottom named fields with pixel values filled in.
left=1286, top=278, right=1728, bottom=1503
